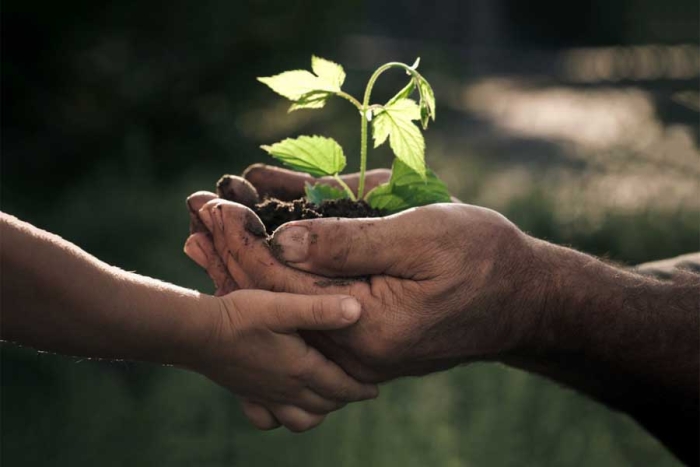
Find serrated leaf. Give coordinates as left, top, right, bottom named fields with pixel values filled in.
left=261, top=135, right=346, bottom=177
left=258, top=56, right=346, bottom=112
left=304, top=182, right=348, bottom=205
left=258, top=70, right=338, bottom=101
left=371, top=98, right=425, bottom=178
left=365, top=159, right=450, bottom=214
left=311, top=56, right=346, bottom=90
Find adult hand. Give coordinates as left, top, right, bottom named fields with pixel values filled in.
left=186, top=199, right=538, bottom=383
left=185, top=165, right=391, bottom=430
left=187, top=164, right=391, bottom=239
left=185, top=226, right=377, bottom=432
left=187, top=198, right=700, bottom=465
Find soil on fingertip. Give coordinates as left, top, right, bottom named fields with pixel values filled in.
left=253, top=197, right=383, bottom=234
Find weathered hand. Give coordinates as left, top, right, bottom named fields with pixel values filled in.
left=187, top=199, right=540, bottom=383
left=187, top=164, right=391, bottom=240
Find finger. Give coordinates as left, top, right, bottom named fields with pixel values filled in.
left=243, top=164, right=313, bottom=200
left=187, top=191, right=218, bottom=234
left=184, top=232, right=238, bottom=295
left=294, top=388, right=346, bottom=414
left=228, top=290, right=378, bottom=401
left=302, top=348, right=379, bottom=402
left=216, top=175, right=260, bottom=208
left=198, top=199, right=357, bottom=295
left=253, top=291, right=362, bottom=332
left=243, top=164, right=391, bottom=201
left=269, top=404, right=326, bottom=433
left=323, top=169, right=391, bottom=195
left=301, top=331, right=384, bottom=384
left=269, top=207, right=438, bottom=277
left=240, top=400, right=281, bottom=430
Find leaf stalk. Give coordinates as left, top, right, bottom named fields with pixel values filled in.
left=358, top=61, right=422, bottom=199
left=333, top=174, right=357, bottom=201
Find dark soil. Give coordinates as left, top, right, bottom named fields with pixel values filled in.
left=215, top=173, right=385, bottom=234
left=254, top=197, right=383, bottom=234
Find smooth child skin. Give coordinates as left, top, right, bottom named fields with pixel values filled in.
left=0, top=212, right=377, bottom=433
left=186, top=164, right=699, bottom=465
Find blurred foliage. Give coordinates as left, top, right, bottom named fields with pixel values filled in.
left=1, top=0, right=698, bottom=466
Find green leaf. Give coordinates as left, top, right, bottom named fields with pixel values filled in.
left=386, top=80, right=416, bottom=106
left=304, top=182, right=348, bottom=205
left=288, top=91, right=330, bottom=112
left=363, top=182, right=410, bottom=212
left=311, top=56, right=346, bottom=90
left=371, top=98, right=426, bottom=178
left=261, top=135, right=346, bottom=177
left=416, top=75, right=436, bottom=129
left=365, top=159, right=451, bottom=214
left=258, top=70, right=338, bottom=100
left=258, top=56, right=346, bottom=112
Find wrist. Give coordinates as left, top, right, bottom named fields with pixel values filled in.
left=165, top=292, right=223, bottom=368
left=514, top=237, right=604, bottom=356
left=490, top=234, right=602, bottom=363
left=114, top=271, right=223, bottom=367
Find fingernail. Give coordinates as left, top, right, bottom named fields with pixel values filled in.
left=273, top=226, right=309, bottom=263
left=340, top=297, right=361, bottom=322
left=184, top=237, right=208, bottom=268
left=199, top=208, right=214, bottom=231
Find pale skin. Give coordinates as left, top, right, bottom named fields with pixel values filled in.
left=0, top=212, right=378, bottom=433
left=186, top=165, right=699, bottom=465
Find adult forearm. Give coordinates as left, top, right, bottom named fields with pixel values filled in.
left=505, top=238, right=699, bottom=463
left=0, top=212, right=215, bottom=365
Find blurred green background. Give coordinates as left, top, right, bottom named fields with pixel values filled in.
left=2, top=1, right=698, bottom=465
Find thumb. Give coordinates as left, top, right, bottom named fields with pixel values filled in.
left=270, top=213, right=414, bottom=277
left=249, top=291, right=363, bottom=333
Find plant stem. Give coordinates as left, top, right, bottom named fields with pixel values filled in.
left=335, top=91, right=362, bottom=110
left=358, top=61, right=419, bottom=199
left=358, top=111, right=368, bottom=199
left=333, top=174, right=357, bottom=201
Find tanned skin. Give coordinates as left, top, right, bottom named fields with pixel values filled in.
left=186, top=165, right=699, bottom=465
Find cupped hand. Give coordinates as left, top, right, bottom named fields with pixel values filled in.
left=187, top=198, right=543, bottom=384
left=188, top=164, right=391, bottom=237
left=184, top=166, right=389, bottom=432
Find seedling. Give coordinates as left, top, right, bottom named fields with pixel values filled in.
left=258, top=56, right=450, bottom=213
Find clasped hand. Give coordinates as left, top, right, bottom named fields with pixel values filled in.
left=185, top=164, right=543, bottom=432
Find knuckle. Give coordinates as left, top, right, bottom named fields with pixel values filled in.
left=289, top=352, right=313, bottom=382
left=330, top=243, right=352, bottom=270
left=310, top=299, right=328, bottom=327
left=269, top=299, right=287, bottom=329
left=359, top=330, right=402, bottom=366
left=331, top=384, right=353, bottom=402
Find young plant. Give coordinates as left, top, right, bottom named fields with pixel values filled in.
left=258, top=56, right=450, bottom=213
